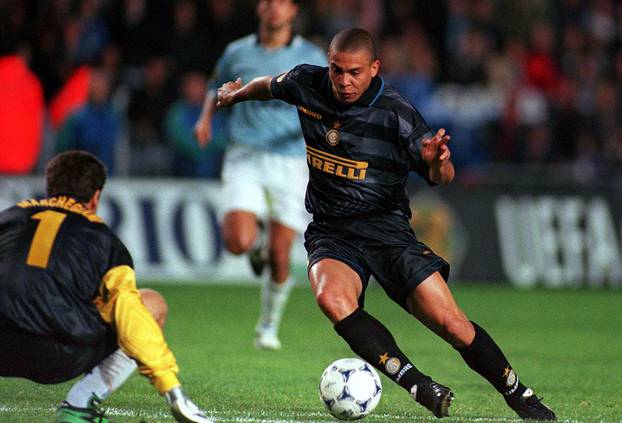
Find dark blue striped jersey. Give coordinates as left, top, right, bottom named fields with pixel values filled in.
left=270, top=64, right=435, bottom=220
left=0, top=197, right=132, bottom=344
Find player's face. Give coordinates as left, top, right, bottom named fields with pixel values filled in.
left=328, top=49, right=380, bottom=104
left=257, top=0, right=298, bottom=31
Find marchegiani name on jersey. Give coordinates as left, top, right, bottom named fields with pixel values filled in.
left=17, top=196, right=103, bottom=223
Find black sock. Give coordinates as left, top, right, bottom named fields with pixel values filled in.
left=456, top=322, right=527, bottom=397
left=334, top=308, right=429, bottom=392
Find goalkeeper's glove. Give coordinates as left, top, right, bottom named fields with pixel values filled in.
left=165, top=386, right=214, bottom=423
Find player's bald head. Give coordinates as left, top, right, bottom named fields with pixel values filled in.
left=328, top=28, right=377, bottom=62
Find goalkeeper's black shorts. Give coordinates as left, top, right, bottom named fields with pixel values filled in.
left=0, top=321, right=117, bottom=384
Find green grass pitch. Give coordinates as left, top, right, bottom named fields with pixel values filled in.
left=1, top=283, right=620, bottom=422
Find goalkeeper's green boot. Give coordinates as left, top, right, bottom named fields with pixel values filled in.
left=56, top=399, right=108, bottom=423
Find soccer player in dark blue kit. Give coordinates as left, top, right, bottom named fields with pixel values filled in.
left=216, top=27, right=556, bottom=420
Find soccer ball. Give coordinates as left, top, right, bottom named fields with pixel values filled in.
left=319, top=358, right=382, bottom=420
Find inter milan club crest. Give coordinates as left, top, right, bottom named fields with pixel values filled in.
left=325, top=120, right=342, bottom=146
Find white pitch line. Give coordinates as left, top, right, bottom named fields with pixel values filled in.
left=0, top=405, right=612, bottom=423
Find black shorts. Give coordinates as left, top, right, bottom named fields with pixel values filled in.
left=305, top=212, right=450, bottom=311
left=0, top=322, right=118, bottom=384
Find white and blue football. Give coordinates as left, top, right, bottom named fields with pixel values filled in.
left=319, top=358, right=382, bottom=420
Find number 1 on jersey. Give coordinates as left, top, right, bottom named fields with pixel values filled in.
left=27, top=210, right=67, bottom=268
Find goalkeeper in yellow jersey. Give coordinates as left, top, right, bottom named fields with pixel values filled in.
left=0, top=151, right=212, bottom=423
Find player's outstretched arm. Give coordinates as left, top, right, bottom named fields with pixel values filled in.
left=96, top=266, right=181, bottom=392
left=421, top=128, right=455, bottom=184
left=97, top=267, right=214, bottom=422
left=216, top=76, right=273, bottom=107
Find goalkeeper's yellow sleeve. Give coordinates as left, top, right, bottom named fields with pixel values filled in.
left=95, top=265, right=181, bottom=394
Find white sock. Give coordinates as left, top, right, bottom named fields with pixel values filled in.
left=257, top=277, right=295, bottom=334
left=65, top=349, right=137, bottom=408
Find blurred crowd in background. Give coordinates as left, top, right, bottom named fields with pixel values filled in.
left=1, top=0, right=622, bottom=183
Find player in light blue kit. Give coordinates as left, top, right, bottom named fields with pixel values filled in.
left=194, top=0, right=325, bottom=350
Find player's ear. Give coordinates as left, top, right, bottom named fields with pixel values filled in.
left=370, top=59, right=380, bottom=77
left=86, top=189, right=102, bottom=213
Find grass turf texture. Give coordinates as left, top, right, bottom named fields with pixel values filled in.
left=0, top=283, right=620, bottom=422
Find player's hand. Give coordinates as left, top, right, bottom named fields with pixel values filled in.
left=421, top=128, right=451, bottom=166
left=194, top=118, right=212, bottom=147
left=165, top=387, right=214, bottom=423
left=216, top=78, right=243, bottom=107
